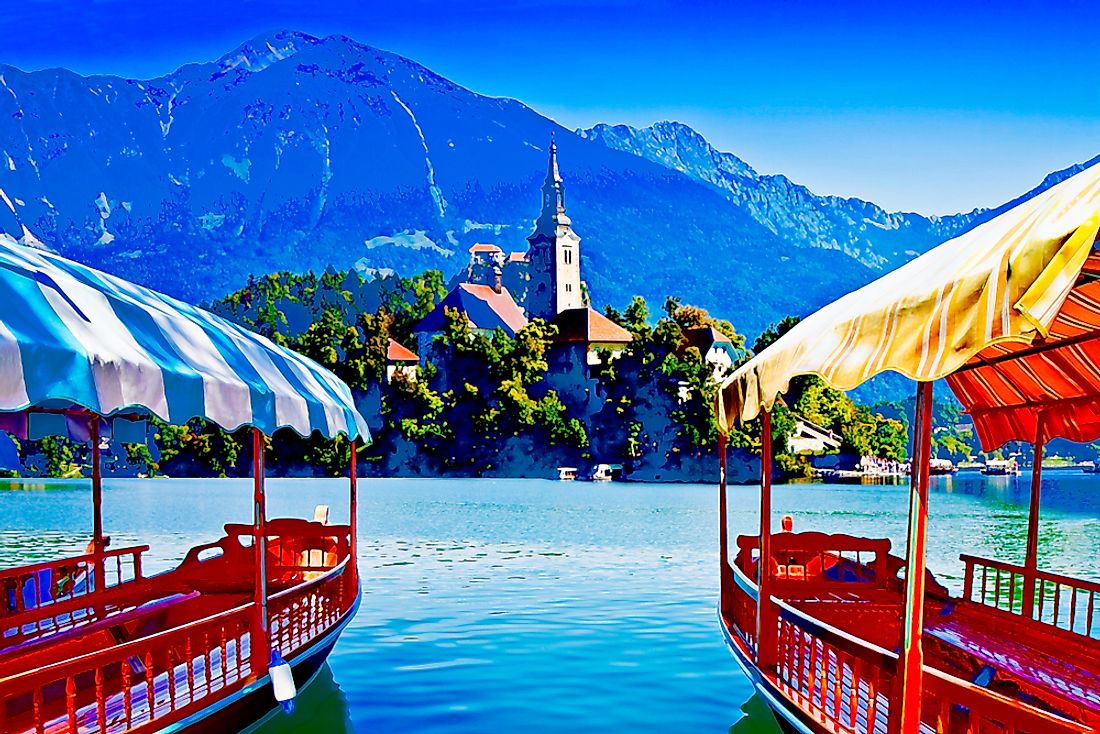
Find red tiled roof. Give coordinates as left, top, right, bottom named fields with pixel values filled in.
left=508, top=252, right=527, bottom=263
left=414, top=283, right=529, bottom=337
left=550, top=308, right=633, bottom=344
left=387, top=338, right=419, bottom=362
left=469, top=243, right=503, bottom=254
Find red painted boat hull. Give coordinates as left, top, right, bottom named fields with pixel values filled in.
left=171, top=588, right=359, bottom=734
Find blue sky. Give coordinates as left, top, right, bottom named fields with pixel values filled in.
left=2, top=0, right=1097, bottom=214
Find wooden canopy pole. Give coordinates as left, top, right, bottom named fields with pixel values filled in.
left=756, top=409, right=776, bottom=669
left=89, top=418, right=105, bottom=594
left=718, top=432, right=730, bottom=615
left=349, top=438, right=359, bottom=589
left=251, top=428, right=271, bottom=674
left=1023, top=412, right=1046, bottom=619
left=897, top=381, right=933, bottom=734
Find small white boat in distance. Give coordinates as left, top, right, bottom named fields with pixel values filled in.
left=982, top=458, right=1019, bottom=475
left=557, top=466, right=578, bottom=481
left=587, top=463, right=623, bottom=481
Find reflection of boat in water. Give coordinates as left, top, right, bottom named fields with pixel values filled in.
left=713, top=165, right=1100, bottom=734
left=257, top=664, right=353, bottom=734
left=982, top=458, right=1020, bottom=475
left=0, top=239, right=370, bottom=733
left=557, top=466, right=578, bottom=481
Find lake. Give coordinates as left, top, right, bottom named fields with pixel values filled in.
left=1, top=472, right=1098, bottom=733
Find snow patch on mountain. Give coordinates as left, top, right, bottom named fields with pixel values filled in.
left=364, top=230, right=454, bottom=257
left=391, top=90, right=447, bottom=218
left=221, top=154, right=251, bottom=182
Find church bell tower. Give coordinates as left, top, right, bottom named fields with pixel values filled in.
left=525, top=135, right=584, bottom=321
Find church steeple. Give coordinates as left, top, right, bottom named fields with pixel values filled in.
left=526, top=134, right=585, bottom=320
left=536, top=134, right=571, bottom=233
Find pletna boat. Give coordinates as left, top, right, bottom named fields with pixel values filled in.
left=714, top=161, right=1100, bottom=733
left=0, top=238, right=371, bottom=733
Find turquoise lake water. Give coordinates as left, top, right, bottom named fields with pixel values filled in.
left=1, top=473, right=1098, bottom=732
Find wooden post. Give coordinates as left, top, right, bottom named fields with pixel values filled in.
left=897, top=381, right=932, bottom=734
left=1023, top=412, right=1046, bottom=619
left=251, top=428, right=270, bottom=674
left=349, top=438, right=359, bottom=590
left=718, top=432, right=730, bottom=615
left=756, top=409, right=775, bottom=669
left=89, top=418, right=105, bottom=594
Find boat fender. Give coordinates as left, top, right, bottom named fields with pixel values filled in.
left=270, top=650, right=297, bottom=714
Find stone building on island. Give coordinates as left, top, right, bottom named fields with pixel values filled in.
left=415, top=136, right=632, bottom=364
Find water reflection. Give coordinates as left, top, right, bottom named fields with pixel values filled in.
left=729, top=693, right=782, bottom=733
left=933, top=471, right=1100, bottom=517
left=256, top=664, right=353, bottom=734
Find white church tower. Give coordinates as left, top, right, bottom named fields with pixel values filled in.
left=525, top=135, right=585, bottom=321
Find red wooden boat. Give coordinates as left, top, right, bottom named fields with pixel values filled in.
left=715, top=163, right=1100, bottom=733
left=0, top=240, right=371, bottom=732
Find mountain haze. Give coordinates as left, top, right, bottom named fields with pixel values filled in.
left=0, top=30, right=1094, bottom=336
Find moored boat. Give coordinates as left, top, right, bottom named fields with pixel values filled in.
left=714, top=162, right=1100, bottom=733
left=557, top=466, right=578, bottom=481
left=0, top=239, right=371, bottom=732
left=582, top=463, right=623, bottom=481
left=982, top=458, right=1020, bottom=475
left=928, top=458, right=956, bottom=474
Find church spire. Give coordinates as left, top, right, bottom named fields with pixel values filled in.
left=538, top=133, right=569, bottom=229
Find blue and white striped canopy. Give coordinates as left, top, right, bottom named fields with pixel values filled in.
left=0, top=237, right=370, bottom=441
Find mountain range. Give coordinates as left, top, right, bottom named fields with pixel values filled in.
left=0, top=30, right=1095, bottom=337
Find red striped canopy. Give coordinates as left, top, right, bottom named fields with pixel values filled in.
left=717, top=163, right=1100, bottom=451
left=949, top=254, right=1100, bottom=448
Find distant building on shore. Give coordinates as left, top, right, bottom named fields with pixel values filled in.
left=788, top=415, right=842, bottom=455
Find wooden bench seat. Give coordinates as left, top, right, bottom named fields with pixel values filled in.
left=925, top=605, right=1100, bottom=726
left=0, top=591, right=200, bottom=678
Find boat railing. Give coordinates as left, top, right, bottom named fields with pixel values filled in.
left=0, top=545, right=147, bottom=617
left=772, top=597, right=1089, bottom=734
left=0, top=546, right=149, bottom=647
left=728, top=565, right=758, bottom=656
left=268, top=557, right=355, bottom=657
left=735, top=532, right=894, bottom=597
left=727, top=566, right=1088, bottom=734
left=0, top=559, right=353, bottom=734
left=961, top=554, right=1100, bottom=639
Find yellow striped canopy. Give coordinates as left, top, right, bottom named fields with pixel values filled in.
left=718, top=162, right=1100, bottom=450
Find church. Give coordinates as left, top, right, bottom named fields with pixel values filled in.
left=416, top=137, right=632, bottom=364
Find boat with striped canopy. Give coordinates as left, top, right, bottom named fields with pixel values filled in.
left=714, top=162, right=1100, bottom=734
left=0, top=236, right=370, bottom=733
